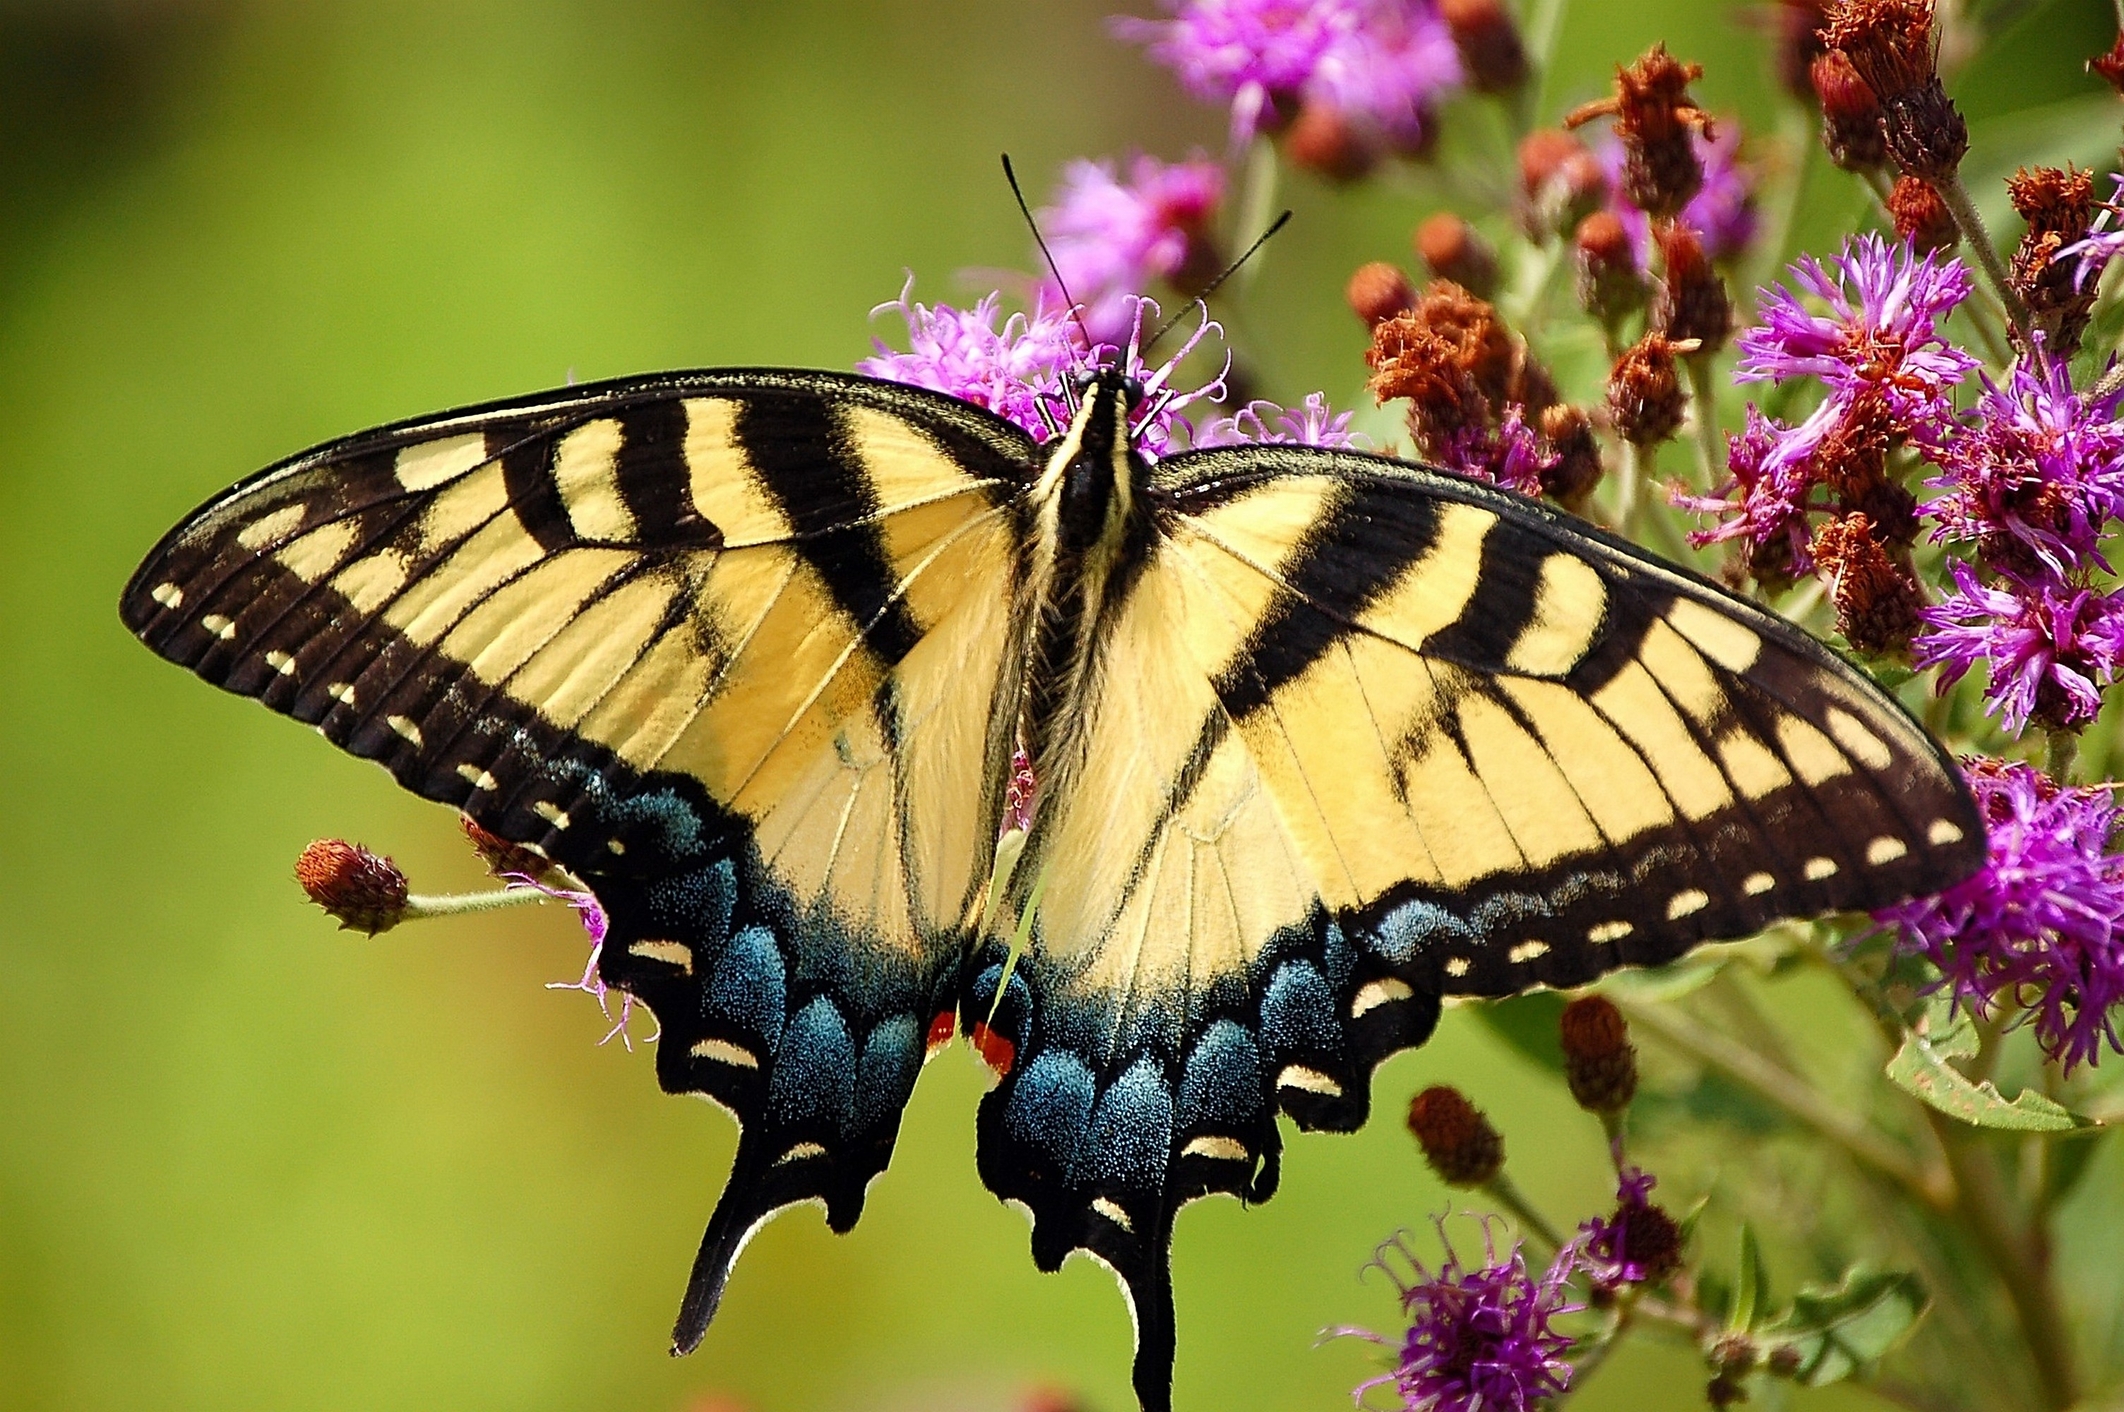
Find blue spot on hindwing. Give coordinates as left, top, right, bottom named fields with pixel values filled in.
left=1178, top=1019, right=1262, bottom=1131
left=1006, top=1052, right=1096, bottom=1171
left=646, top=855, right=735, bottom=938
left=704, top=924, right=785, bottom=1051
left=1261, top=961, right=1339, bottom=1058
left=853, top=1016, right=921, bottom=1132
left=769, top=997, right=855, bottom=1132
left=1370, top=899, right=1476, bottom=964
left=1085, top=1058, right=1173, bottom=1188
left=1319, top=918, right=1355, bottom=987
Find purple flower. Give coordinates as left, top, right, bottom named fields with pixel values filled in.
left=1433, top=404, right=1555, bottom=495
left=2060, top=174, right=2124, bottom=292
left=1578, top=1168, right=1684, bottom=1289
left=857, top=280, right=1080, bottom=438
left=507, top=874, right=652, bottom=1048
left=1036, top=155, right=1223, bottom=343
left=1674, top=403, right=1820, bottom=571
left=1601, top=122, right=1758, bottom=263
left=1913, top=562, right=2124, bottom=736
left=1195, top=391, right=1364, bottom=448
left=1876, top=759, right=2124, bottom=1074
left=1346, top=1219, right=1581, bottom=1412
left=1737, top=234, right=1978, bottom=431
left=1925, top=349, right=2124, bottom=577
left=1115, top=0, right=1461, bottom=147
left=1103, top=296, right=1233, bottom=457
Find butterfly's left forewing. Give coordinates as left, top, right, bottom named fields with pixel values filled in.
left=122, top=369, right=1037, bottom=1349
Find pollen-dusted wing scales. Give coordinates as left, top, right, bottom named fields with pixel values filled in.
left=123, top=367, right=1983, bottom=1412
left=966, top=445, right=1984, bottom=1410
left=121, top=369, right=1036, bottom=1347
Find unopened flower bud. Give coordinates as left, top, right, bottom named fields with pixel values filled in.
left=1711, top=1332, right=1760, bottom=1375
left=1285, top=101, right=1379, bottom=181
left=1416, top=212, right=1500, bottom=298
left=1765, top=1344, right=1805, bottom=1378
left=1574, top=211, right=1644, bottom=327
left=1888, top=174, right=1957, bottom=254
left=295, top=839, right=409, bottom=934
left=1607, top=333, right=1690, bottom=446
left=1707, top=1374, right=1749, bottom=1409
left=1368, top=318, right=1489, bottom=455
left=462, top=814, right=555, bottom=883
left=1810, top=51, right=1886, bottom=171
left=1440, top=0, right=1528, bottom=93
left=1539, top=405, right=1604, bottom=511
left=1560, top=995, right=1639, bottom=1112
left=1518, top=129, right=1606, bottom=239
left=2093, top=32, right=2124, bottom=95
left=1566, top=45, right=1712, bottom=221
left=1812, top=512, right=1924, bottom=656
left=1651, top=223, right=1731, bottom=352
left=1825, top=0, right=1967, bottom=182
left=1348, top=261, right=1417, bottom=326
left=2008, top=164, right=2100, bottom=358
left=1406, top=1085, right=1505, bottom=1186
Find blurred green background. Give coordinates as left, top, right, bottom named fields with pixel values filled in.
left=2, top=1, right=2116, bottom=1409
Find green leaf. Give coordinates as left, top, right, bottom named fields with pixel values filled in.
left=1597, top=954, right=1725, bottom=1005
left=1764, top=1270, right=1928, bottom=1387
left=1730, top=1223, right=1765, bottom=1333
left=1885, top=1027, right=2094, bottom=1131
left=2070, top=296, right=2124, bottom=390
left=1468, top=991, right=1566, bottom=1074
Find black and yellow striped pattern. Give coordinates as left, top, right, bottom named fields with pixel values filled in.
left=123, top=367, right=1983, bottom=1412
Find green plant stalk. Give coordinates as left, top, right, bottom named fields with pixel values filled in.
left=1614, top=995, right=1955, bottom=1210
left=2045, top=729, right=2079, bottom=783
left=1480, top=1171, right=1570, bottom=1256
left=400, top=888, right=549, bottom=921
left=1932, top=169, right=2033, bottom=344
left=1685, top=353, right=1723, bottom=489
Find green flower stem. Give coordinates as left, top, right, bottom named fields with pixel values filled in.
left=1615, top=440, right=1642, bottom=539
left=1744, top=105, right=1816, bottom=299
left=1958, top=284, right=2015, bottom=369
left=1512, top=0, right=1569, bottom=136
left=1684, top=354, right=1723, bottom=489
left=2092, top=359, right=2124, bottom=407
left=400, top=887, right=548, bottom=921
left=2045, top=729, right=2080, bottom=783
left=1932, top=169, right=2033, bottom=345
left=1479, top=1172, right=1570, bottom=1256
left=1613, top=996, right=1956, bottom=1211
left=1924, top=1109, right=2083, bottom=1412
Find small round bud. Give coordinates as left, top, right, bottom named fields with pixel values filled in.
left=1711, top=1332, right=1761, bottom=1374
left=1285, top=101, right=1379, bottom=181
left=1888, top=174, right=1957, bottom=254
left=1518, top=129, right=1606, bottom=240
left=1347, top=261, right=1416, bottom=327
left=295, top=839, right=409, bottom=934
left=1765, top=1344, right=1805, bottom=1378
left=1607, top=333, right=1690, bottom=447
left=1566, top=45, right=1711, bottom=221
left=1706, top=1373, right=1750, bottom=1409
left=1415, top=213, right=1500, bottom=299
left=1560, top=995, right=1639, bottom=1112
left=1810, top=52, right=1886, bottom=171
left=1651, top=223, right=1732, bottom=353
left=1538, top=405, right=1604, bottom=511
left=1406, top=1085, right=1505, bottom=1187
left=1440, top=0, right=1528, bottom=94
left=1574, top=211, right=1644, bottom=327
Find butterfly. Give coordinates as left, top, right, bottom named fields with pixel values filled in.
left=122, top=363, right=1983, bottom=1410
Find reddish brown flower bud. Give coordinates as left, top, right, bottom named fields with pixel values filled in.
left=1776, top=0, right=1836, bottom=100
left=1407, top=1085, right=1505, bottom=1186
left=295, top=839, right=409, bottom=934
left=1560, top=995, right=1639, bottom=1112
left=2008, top=164, right=2100, bottom=358
left=1825, top=0, right=1967, bottom=181
left=1810, top=51, right=1887, bottom=171
left=1811, top=512, right=1925, bottom=656
left=1440, top=0, right=1529, bottom=93
left=1518, top=128, right=1607, bottom=239
left=2093, top=32, right=2124, bottom=95
left=1888, top=174, right=1957, bottom=254
left=1651, top=223, right=1732, bottom=353
left=1369, top=320, right=1488, bottom=456
left=1616, top=1199, right=1685, bottom=1285
left=1574, top=211, right=1645, bottom=327
left=1565, top=45, right=1713, bottom=221
left=1539, top=404, right=1605, bottom=511
left=1607, top=333, right=1690, bottom=446
left=462, top=815, right=555, bottom=883
left=1765, top=1343, right=1806, bottom=1378
left=1416, top=212, right=1501, bottom=298
left=1347, top=261, right=1417, bottom=326
left=1410, top=279, right=1517, bottom=404
left=1285, top=100, right=1379, bottom=181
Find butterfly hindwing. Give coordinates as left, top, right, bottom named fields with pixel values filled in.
left=121, top=368, right=1040, bottom=1350
left=967, top=442, right=1982, bottom=1410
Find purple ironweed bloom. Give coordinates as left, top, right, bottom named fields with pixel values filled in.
left=2060, top=173, right=2124, bottom=292
left=1600, top=122, right=1758, bottom=263
left=1876, top=759, right=2124, bottom=1074
left=1674, top=402, right=1821, bottom=572
left=1913, top=561, right=2124, bottom=736
left=1926, top=350, right=2124, bottom=577
left=1344, top=1217, right=1582, bottom=1412
left=1578, top=1168, right=1684, bottom=1289
left=1195, top=391, right=1365, bottom=448
left=1115, top=0, right=1461, bottom=147
left=1036, top=154, right=1224, bottom=343
left=1434, top=403, right=1555, bottom=496
left=858, top=281, right=1079, bottom=438
left=1736, top=234, right=1977, bottom=431
left=507, top=874, right=651, bottom=1048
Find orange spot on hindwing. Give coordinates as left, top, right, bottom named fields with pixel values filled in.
left=925, top=1009, right=957, bottom=1055
left=970, top=1022, right=1016, bottom=1076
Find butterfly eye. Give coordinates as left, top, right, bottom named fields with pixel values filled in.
left=1121, top=376, right=1145, bottom=405
left=1070, top=369, right=1099, bottom=396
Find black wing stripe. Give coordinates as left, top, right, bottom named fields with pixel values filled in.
left=616, top=397, right=718, bottom=550
left=496, top=419, right=578, bottom=554
left=736, top=392, right=925, bottom=668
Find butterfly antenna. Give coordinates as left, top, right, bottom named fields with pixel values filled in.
left=1002, top=153, right=1094, bottom=364
left=1146, top=208, right=1292, bottom=351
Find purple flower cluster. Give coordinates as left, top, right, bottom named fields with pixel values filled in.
left=1577, top=1168, right=1680, bottom=1288
left=1116, top=0, right=1462, bottom=148
left=1196, top=391, right=1365, bottom=448
left=1877, top=759, right=2124, bottom=1073
left=1347, top=1220, right=1581, bottom=1412
left=1036, top=154, right=1225, bottom=342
